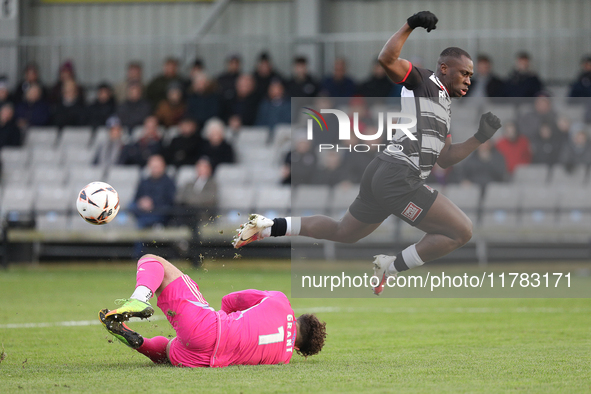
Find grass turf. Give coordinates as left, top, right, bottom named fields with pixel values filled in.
left=1, top=260, right=590, bottom=393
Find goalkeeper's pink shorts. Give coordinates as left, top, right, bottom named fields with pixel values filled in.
left=156, top=274, right=218, bottom=367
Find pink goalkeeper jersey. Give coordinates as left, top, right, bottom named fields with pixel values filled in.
left=212, top=290, right=296, bottom=367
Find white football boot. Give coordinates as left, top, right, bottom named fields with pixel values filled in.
left=232, top=214, right=274, bottom=249
left=372, top=254, right=397, bottom=296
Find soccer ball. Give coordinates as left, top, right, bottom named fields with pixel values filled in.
left=76, top=182, right=120, bottom=225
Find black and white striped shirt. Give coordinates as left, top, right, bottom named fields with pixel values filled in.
left=381, top=64, right=451, bottom=179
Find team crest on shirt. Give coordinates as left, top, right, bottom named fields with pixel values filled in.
left=401, top=202, right=423, bottom=222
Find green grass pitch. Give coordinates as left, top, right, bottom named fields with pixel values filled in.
left=1, top=260, right=590, bottom=393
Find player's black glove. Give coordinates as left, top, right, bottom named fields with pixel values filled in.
left=407, top=11, right=438, bottom=32
left=474, top=112, right=502, bottom=143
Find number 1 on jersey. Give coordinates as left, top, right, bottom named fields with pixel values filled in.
left=258, top=326, right=284, bottom=345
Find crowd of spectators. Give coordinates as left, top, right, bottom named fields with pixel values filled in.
left=2, top=50, right=591, bottom=231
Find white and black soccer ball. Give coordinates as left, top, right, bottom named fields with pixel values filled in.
left=76, top=182, right=120, bottom=225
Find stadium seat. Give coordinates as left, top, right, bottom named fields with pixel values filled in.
left=0, top=185, right=35, bottom=215
left=329, top=184, right=359, bottom=218
left=175, top=165, right=196, bottom=188
left=34, top=186, right=71, bottom=213
left=58, top=127, right=93, bottom=149
left=106, top=166, right=142, bottom=190
left=1, top=167, right=31, bottom=187
left=68, top=167, right=106, bottom=191
left=0, top=147, right=30, bottom=169
left=31, top=166, right=68, bottom=187
left=549, top=165, right=588, bottom=187
left=556, top=186, right=591, bottom=236
left=479, top=183, right=520, bottom=235
left=237, top=146, right=276, bottom=165
left=442, top=184, right=481, bottom=217
left=519, top=186, right=559, bottom=235
left=63, top=148, right=95, bottom=166
left=25, top=127, right=59, bottom=148
left=254, top=185, right=291, bottom=217
left=512, top=164, right=550, bottom=184
left=292, top=185, right=331, bottom=216
left=36, top=213, right=69, bottom=231
left=30, top=148, right=64, bottom=166
left=215, top=164, right=250, bottom=185
left=69, top=214, right=105, bottom=233
left=219, top=185, right=256, bottom=211
left=108, top=210, right=138, bottom=230
left=251, top=167, right=281, bottom=185
left=236, top=127, right=269, bottom=147
left=114, top=185, right=137, bottom=207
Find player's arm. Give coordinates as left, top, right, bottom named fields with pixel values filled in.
left=221, top=289, right=282, bottom=313
left=378, top=11, right=438, bottom=84
left=438, top=112, right=502, bottom=168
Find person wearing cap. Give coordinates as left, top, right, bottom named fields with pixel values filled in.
left=49, top=60, right=85, bottom=104
left=253, top=52, right=283, bottom=101
left=87, top=82, right=116, bottom=129
left=93, top=116, right=125, bottom=167
left=216, top=54, right=242, bottom=101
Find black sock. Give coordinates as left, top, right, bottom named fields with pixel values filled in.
left=270, top=218, right=287, bottom=237
left=394, top=252, right=409, bottom=272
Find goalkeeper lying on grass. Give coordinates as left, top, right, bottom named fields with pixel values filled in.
left=99, top=254, right=326, bottom=367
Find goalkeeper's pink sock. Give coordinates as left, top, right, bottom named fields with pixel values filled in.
left=130, top=257, right=164, bottom=303
left=137, top=336, right=169, bottom=364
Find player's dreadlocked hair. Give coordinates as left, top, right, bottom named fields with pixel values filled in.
left=296, top=314, right=327, bottom=358
left=439, top=47, right=472, bottom=61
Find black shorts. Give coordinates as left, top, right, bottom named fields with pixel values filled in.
left=348, top=156, right=438, bottom=226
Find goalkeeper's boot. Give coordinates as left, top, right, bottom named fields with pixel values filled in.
left=372, top=254, right=397, bottom=296
left=232, top=214, right=274, bottom=249
left=99, top=309, right=144, bottom=349
left=104, top=299, right=154, bottom=322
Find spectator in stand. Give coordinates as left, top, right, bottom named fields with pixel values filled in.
left=530, top=122, right=564, bottom=166
left=130, top=154, right=176, bottom=230
left=154, top=82, right=186, bottom=128
left=0, top=76, right=13, bottom=107
left=517, top=93, right=558, bottom=140
left=165, top=118, right=203, bottom=167
left=291, top=133, right=317, bottom=186
left=281, top=151, right=291, bottom=185
left=222, top=74, right=259, bottom=127
left=189, top=58, right=206, bottom=81
left=49, top=60, right=85, bottom=105
left=312, top=151, right=348, bottom=187
left=253, top=52, right=283, bottom=101
left=559, top=125, right=591, bottom=171
left=286, top=56, right=319, bottom=98
left=119, top=115, right=163, bottom=166
left=0, top=104, right=22, bottom=149
left=186, top=73, right=220, bottom=126
left=13, top=63, right=47, bottom=104
left=87, top=82, right=116, bottom=129
left=505, top=52, right=544, bottom=98
left=495, top=121, right=532, bottom=174
left=146, top=57, right=185, bottom=108
left=466, top=54, right=505, bottom=99
left=52, top=80, right=87, bottom=128
left=255, top=79, right=291, bottom=138
left=357, top=59, right=394, bottom=97
left=175, top=157, right=217, bottom=215
left=217, top=54, right=242, bottom=102
left=114, top=61, right=144, bottom=104
left=458, top=140, right=507, bottom=189
left=321, top=58, right=356, bottom=97
left=15, top=83, right=51, bottom=129
left=93, top=116, right=126, bottom=168
left=200, top=117, right=235, bottom=172
left=117, top=82, right=152, bottom=131
left=568, top=56, right=591, bottom=98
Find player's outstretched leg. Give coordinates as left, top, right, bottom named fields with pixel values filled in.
left=371, top=193, right=472, bottom=295
left=233, top=211, right=382, bottom=248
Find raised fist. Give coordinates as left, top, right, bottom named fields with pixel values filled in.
left=407, top=11, right=438, bottom=32
left=474, top=112, right=502, bottom=143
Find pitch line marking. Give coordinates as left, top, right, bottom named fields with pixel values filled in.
left=0, top=315, right=165, bottom=329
